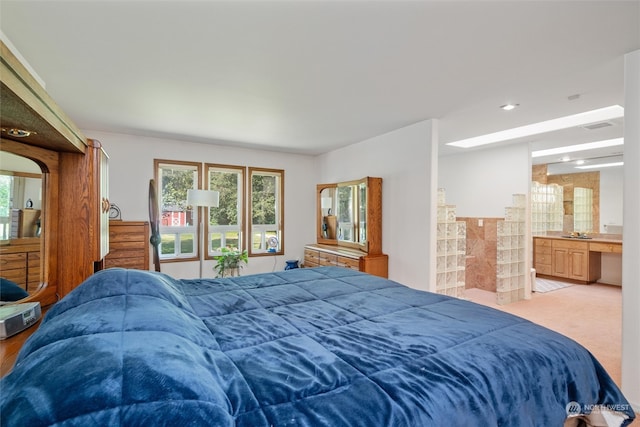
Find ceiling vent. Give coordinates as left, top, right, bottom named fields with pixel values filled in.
left=583, top=121, right=613, bottom=130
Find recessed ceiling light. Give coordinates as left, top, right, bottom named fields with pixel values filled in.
left=575, top=162, right=624, bottom=170
left=500, top=104, right=519, bottom=111
left=447, top=105, right=624, bottom=148
left=561, top=156, right=571, bottom=162
left=531, top=137, right=624, bottom=158
left=575, top=160, right=585, bottom=165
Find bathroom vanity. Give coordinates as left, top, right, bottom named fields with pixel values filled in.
left=533, top=235, right=622, bottom=284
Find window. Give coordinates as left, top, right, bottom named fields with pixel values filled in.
left=206, top=164, right=245, bottom=257
left=154, top=160, right=201, bottom=260
left=154, top=160, right=284, bottom=262
left=249, top=168, right=284, bottom=256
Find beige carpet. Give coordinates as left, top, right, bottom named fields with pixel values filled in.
left=466, top=283, right=640, bottom=424
left=466, top=283, right=623, bottom=387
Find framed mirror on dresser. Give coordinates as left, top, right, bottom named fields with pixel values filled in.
left=306, top=177, right=388, bottom=278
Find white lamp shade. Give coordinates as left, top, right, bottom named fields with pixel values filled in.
left=187, top=189, right=220, bottom=207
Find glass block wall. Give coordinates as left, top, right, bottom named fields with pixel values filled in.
left=574, top=187, right=593, bottom=232
left=436, top=188, right=466, bottom=298
left=531, top=181, right=563, bottom=235
left=496, top=194, right=526, bottom=305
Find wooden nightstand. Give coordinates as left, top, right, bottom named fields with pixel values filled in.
left=0, top=305, right=49, bottom=377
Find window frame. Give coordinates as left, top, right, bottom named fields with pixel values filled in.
left=248, top=167, right=285, bottom=257
left=153, top=160, right=285, bottom=264
left=204, top=163, right=246, bottom=260
left=154, top=159, right=201, bottom=263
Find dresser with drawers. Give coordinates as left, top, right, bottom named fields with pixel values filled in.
left=104, top=221, right=150, bottom=270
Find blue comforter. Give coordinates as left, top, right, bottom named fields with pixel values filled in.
left=1, top=267, right=635, bottom=426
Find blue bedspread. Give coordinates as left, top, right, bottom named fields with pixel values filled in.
left=1, top=267, right=635, bottom=426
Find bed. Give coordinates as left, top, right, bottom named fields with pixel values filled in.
left=1, top=267, right=635, bottom=426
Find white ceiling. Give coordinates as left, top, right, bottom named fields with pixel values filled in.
left=1, top=1, right=638, bottom=171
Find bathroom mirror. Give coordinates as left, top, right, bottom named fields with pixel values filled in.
left=533, top=165, right=602, bottom=233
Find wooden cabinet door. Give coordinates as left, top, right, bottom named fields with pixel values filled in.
left=361, top=254, right=389, bottom=278
left=97, top=147, right=110, bottom=260
left=552, top=247, right=569, bottom=278
left=568, top=249, right=589, bottom=281
left=550, top=240, right=595, bottom=282
left=58, top=139, right=109, bottom=297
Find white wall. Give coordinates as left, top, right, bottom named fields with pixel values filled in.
left=317, top=119, right=438, bottom=291
left=438, top=143, right=533, bottom=298
left=622, top=49, right=640, bottom=411
left=600, top=167, right=624, bottom=232
left=598, top=167, right=624, bottom=286
left=23, top=177, right=42, bottom=210
left=86, top=130, right=318, bottom=279
left=438, top=144, right=531, bottom=217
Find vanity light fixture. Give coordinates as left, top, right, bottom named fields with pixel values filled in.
left=575, top=161, right=624, bottom=170
left=500, top=104, right=519, bottom=111
left=531, top=137, right=624, bottom=158
left=447, top=105, right=624, bottom=149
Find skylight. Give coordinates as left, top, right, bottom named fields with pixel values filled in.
left=531, top=138, right=624, bottom=158
left=575, top=162, right=624, bottom=170
left=447, top=105, right=624, bottom=149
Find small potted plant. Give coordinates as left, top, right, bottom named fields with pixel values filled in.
left=213, top=247, right=248, bottom=278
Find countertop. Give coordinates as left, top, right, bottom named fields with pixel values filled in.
left=534, top=233, right=623, bottom=244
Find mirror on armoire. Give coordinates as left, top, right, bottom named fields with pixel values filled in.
left=0, top=150, right=44, bottom=303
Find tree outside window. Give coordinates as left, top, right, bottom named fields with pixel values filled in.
left=249, top=168, right=284, bottom=256
left=154, top=160, right=284, bottom=262
left=207, top=164, right=245, bottom=256
left=155, top=160, right=200, bottom=259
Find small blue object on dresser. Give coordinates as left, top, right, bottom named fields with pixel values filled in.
left=284, top=259, right=299, bottom=270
